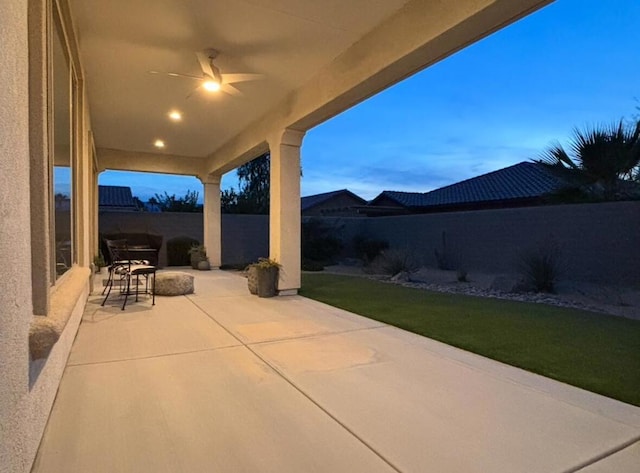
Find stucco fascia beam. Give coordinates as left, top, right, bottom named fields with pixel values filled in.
left=97, top=148, right=206, bottom=177
left=203, top=0, right=552, bottom=176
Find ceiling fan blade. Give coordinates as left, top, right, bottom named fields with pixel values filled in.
left=221, top=83, right=244, bottom=97
left=221, top=73, right=264, bottom=84
left=195, top=51, right=215, bottom=78
left=148, top=70, right=203, bottom=81
left=185, top=85, right=203, bottom=99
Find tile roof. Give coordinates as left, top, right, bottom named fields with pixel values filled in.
left=301, top=189, right=366, bottom=211
left=374, top=162, right=580, bottom=209
left=98, top=185, right=137, bottom=209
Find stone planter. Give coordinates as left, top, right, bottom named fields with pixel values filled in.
left=247, top=266, right=258, bottom=295
left=257, top=266, right=279, bottom=298
left=197, top=260, right=211, bottom=271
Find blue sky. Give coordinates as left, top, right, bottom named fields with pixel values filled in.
left=98, top=0, right=639, bottom=202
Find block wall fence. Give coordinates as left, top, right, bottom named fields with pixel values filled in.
left=100, top=201, right=639, bottom=285
left=99, top=213, right=269, bottom=268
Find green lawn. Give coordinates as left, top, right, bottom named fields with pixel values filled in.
left=300, top=273, right=640, bottom=407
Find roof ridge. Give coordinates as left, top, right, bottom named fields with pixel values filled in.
left=424, top=161, right=532, bottom=195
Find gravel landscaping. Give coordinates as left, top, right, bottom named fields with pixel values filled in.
left=321, top=265, right=640, bottom=320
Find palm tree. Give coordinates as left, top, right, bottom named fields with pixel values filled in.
left=538, top=119, right=640, bottom=200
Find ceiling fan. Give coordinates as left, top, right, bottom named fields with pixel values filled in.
left=149, top=49, right=263, bottom=98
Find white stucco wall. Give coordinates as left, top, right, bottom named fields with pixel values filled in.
left=0, top=1, right=35, bottom=472
left=1, top=2, right=92, bottom=472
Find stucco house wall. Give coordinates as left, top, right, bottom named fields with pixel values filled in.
left=0, top=2, right=34, bottom=472
left=1, top=2, right=95, bottom=472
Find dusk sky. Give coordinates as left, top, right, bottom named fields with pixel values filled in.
left=98, top=0, right=640, bottom=202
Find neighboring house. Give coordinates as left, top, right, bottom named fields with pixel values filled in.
left=98, top=185, right=139, bottom=212
left=365, top=162, right=583, bottom=216
left=301, top=189, right=367, bottom=217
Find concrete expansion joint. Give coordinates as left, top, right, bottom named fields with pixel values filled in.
left=185, top=296, right=403, bottom=472
left=65, top=344, right=243, bottom=368
left=569, top=436, right=640, bottom=472
left=243, top=341, right=404, bottom=473
left=247, top=324, right=387, bottom=347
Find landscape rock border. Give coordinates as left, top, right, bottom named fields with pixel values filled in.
left=320, top=265, right=638, bottom=320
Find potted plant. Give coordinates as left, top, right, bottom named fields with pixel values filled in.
left=93, top=252, right=106, bottom=273
left=197, top=257, right=211, bottom=271
left=246, top=264, right=259, bottom=295
left=188, top=244, right=207, bottom=269
left=247, top=258, right=281, bottom=297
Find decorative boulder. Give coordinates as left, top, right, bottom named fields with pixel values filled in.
left=155, top=272, right=195, bottom=296
left=489, top=275, right=531, bottom=293
left=390, top=271, right=411, bottom=282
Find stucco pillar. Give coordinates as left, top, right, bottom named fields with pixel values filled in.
left=268, top=128, right=305, bottom=295
left=201, top=175, right=222, bottom=268
left=28, top=0, right=50, bottom=314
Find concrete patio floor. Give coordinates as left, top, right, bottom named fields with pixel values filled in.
left=32, top=269, right=640, bottom=473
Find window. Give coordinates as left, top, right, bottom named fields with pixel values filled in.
left=51, top=5, right=74, bottom=279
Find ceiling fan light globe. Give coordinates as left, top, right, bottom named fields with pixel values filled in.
left=203, top=80, right=221, bottom=92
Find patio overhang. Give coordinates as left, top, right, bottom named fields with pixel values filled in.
left=3, top=1, right=562, bottom=472
left=75, top=0, right=552, bottom=292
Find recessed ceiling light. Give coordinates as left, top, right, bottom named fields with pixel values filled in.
left=168, top=110, right=182, bottom=121
left=203, top=80, right=221, bottom=92
left=154, top=139, right=165, bottom=149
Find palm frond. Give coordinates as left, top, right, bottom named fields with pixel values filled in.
left=536, top=141, right=577, bottom=169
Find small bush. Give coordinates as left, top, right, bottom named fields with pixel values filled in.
left=354, top=236, right=389, bottom=264
left=302, top=259, right=325, bottom=271
left=93, top=251, right=106, bottom=269
left=167, top=236, right=199, bottom=266
left=456, top=269, right=468, bottom=282
left=370, top=248, right=420, bottom=275
left=517, top=239, right=562, bottom=293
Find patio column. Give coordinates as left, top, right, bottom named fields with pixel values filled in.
left=268, top=128, right=305, bottom=295
left=201, top=175, right=222, bottom=269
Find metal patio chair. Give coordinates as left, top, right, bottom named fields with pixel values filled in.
left=101, top=239, right=156, bottom=310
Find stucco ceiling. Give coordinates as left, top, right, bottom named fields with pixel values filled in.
left=70, top=0, right=409, bottom=159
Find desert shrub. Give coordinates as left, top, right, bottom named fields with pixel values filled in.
left=517, top=239, right=563, bottom=293
left=370, top=248, right=420, bottom=275
left=302, top=259, right=325, bottom=271
left=353, top=235, right=389, bottom=264
left=302, top=218, right=343, bottom=265
left=167, top=236, right=199, bottom=266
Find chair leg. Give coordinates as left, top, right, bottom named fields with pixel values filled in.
left=135, top=274, right=140, bottom=302
left=101, top=271, right=114, bottom=306
left=152, top=272, right=156, bottom=306
left=101, top=267, right=113, bottom=295
left=122, top=275, right=130, bottom=310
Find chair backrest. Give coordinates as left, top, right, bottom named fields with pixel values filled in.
left=104, top=239, right=129, bottom=266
